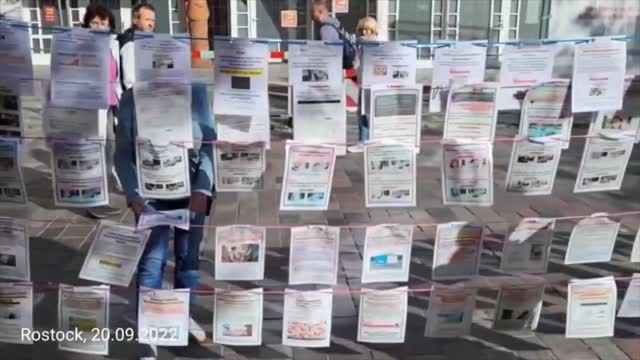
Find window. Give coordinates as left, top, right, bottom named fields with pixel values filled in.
left=168, top=0, right=181, bottom=34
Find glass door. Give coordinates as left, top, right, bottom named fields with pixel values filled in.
left=230, top=0, right=256, bottom=38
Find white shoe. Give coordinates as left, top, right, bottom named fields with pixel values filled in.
left=189, top=317, right=207, bottom=343
left=348, top=143, right=365, bottom=153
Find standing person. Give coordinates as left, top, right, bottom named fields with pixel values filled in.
left=81, top=4, right=123, bottom=217
left=348, top=16, right=378, bottom=153
left=114, top=83, right=215, bottom=342
left=311, top=0, right=341, bottom=42
left=118, top=3, right=156, bottom=91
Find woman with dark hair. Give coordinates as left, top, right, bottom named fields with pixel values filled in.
left=81, top=4, right=123, bottom=218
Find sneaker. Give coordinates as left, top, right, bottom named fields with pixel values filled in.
left=347, top=143, right=365, bottom=153
left=87, top=205, right=122, bottom=219
left=189, top=317, right=207, bottom=343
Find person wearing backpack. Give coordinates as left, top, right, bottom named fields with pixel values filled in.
left=311, top=0, right=356, bottom=70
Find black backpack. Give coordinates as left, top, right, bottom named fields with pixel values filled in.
left=322, top=22, right=357, bottom=70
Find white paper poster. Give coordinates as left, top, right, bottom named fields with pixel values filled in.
left=430, top=43, right=487, bottom=113
left=50, top=28, right=110, bottom=110
left=424, top=287, right=475, bottom=338
left=574, top=137, right=633, bottom=193
left=361, top=225, right=413, bottom=283
left=589, top=76, right=640, bottom=141
left=572, top=39, right=626, bottom=113
left=441, top=141, right=493, bottom=206
left=433, top=222, right=484, bottom=280
left=79, top=222, right=150, bottom=287
left=213, top=288, right=263, bottom=346
left=0, top=138, right=27, bottom=204
left=280, top=144, right=336, bottom=211
left=215, top=225, right=266, bottom=281
left=58, top=284, right=110, bottom=355
left=617, top=274, right=640, bottom=318
left=443, top=83, right=498, bottom=141
left=134, top=33, right=191, bottom=83
left=214, top=142, right=266, bottom=192
left=0, top=217, right=29, bottom=281
left=631, top=230, right=640, bottom=263
left=288, top=41, right=342, bottom=87
left=0, top=282, right=33, bottom=344
left=289, top=226, right=339, bottom=285
left=501, top=218, right=555, bottom=274
left=566, top=277, right=617, bottom=338
left=51, top=141, right=109, bottom=207
left=44, top=106, right=104, bottom=140
left=368, top=84, right=423, bottom=148
left=357, top=287, right=408, bottom=343
left=136, top=140, right=190, bottom=199
left=138, top=288, right=190, bottom=346
left=0, top=86, right=23, bottom=136
left=134, top=82, right=192, bottom=146
left=360, top=41, right=417, bottom=87
left=0, top=21, right=34, bottom=95
left=282, top=289, right=333, bottom=348
left=493, top=284, right=544, bottom=331
left=213, top=39, right=270, bottom=146
left=519, top=80, right=573, bottom=149
left=364, top=142, right=416, bottom=207
left=565, top=216, right=619, bottom=264
left=505, top=139, right=562, bottom=195
left=137, top=208, right=190, bottom=231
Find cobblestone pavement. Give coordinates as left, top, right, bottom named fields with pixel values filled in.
left=0, top=71, right=639, bottom=359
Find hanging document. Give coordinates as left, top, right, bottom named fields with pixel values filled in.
left=288, top=41, right=343, bottom=87
left=293, top=84, right=346, bottom=155
left=617, top=273, right=640, bottom=318
left=0, top=217, right=29, bottom=281
left=289, top=225, right=339, bottom=285
left=424, top=287, right=475, bottom=338
left=0, top=86, right=23, bottom=137
left=493, top=284, right=544, bottom=331
left=433, top=222, right=483, bottom=280
left=282, top=289, right=333, bottom=348
left=0, top=138, right=27, bottom=204
left=364, top=142, right=416, bottom=207
left=357, top=287, right=408, bottom=343
left=572, top=39, right=626, bottom=113
left=50, top=28, right=110, bottom=110
left=0, top=282, right=33, bottom=344
left=44, top=106, right=104, bottom=140
left=138, top=288, right=190, bottom=346
left=497, top=44, right=555, bottom=110
left=136, top=139, right=190, bottom=199
left=213, top=288, right=263, bottom=346
left=137, top=208, right=190, bottom=231
left=519, top=80, right=573, bottom=149
left=360, top=41, right=417, bottom=87
left=58, top=284, right=110, bottom=355
left=565, top=215, right=619, bottom=264
left=280, top=144, right=336, bottom=211
left=51, top=141, right=109, bottom=207
left=566, top=276, right=616, bottom=338
left=505, top=139, right=562, bottom=195
left=631, top=229, right=640, bottom=263
left=79, top=222, right=151, bottom=287
left=574, top=137, right=633, bottom=193
left=589, top=76, right=640, bottom=141
left=0, top=20, right=34, bottom=95
left=213, top=39, right=270, bottom=146
left=430, top=43, right=487, bottom=113
left=368, top=84, right=423, bottom=148
left=134, top=82, right=192, bottom=146
left=441, top=141, right=493, bottom=206
left=214, top=142, right=266, bottom=192
left=501, top=218, right=555, bottom=274
left=443, top=83, right=498, bottom=141
left=134, top=33, right=191, bottom=83
left=215, top=225, right=266, bottom=281
left=361, top=224, right=413, bottom=284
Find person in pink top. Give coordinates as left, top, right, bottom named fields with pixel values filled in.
left=82, top=4, right=123, bottom=218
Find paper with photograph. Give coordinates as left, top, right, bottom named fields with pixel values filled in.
left=289, top=226, right=339, bottom=285
left=441, top=141, right=493, bottom=206
left=574, top=137, right=633, bottom=193
left=280, top=144, right=336, bottom=211
left=361, top=225, right=413, bottom=283
left=50, top=28, right=110, bottom=110
left=589, top=76, right=640, bottom=141
left=501, top=218, right=555, bottom=274
left=50, top=141, right=109, bottom=207
left=58, top=284, right=110, bottom=355
left=433, top=222, right=483, bottom=280
left=288, top=41, right=342, bottom=87
left=572, top=39, right=626, bottom=113
left=565, top=215, right=619, bottom=264
left=213, top=288, right=263, bottom=346
left=0, top=138, right=27, bottom=204
left=357, top=287, right=408, bottom=343
left=364, top=142, right=416, bottom=207
left=213, top=39, right=270, bottom=147
left=0, top=21, right=34, bottom=95
left=0, top=217, right=29, bottom=281
left=134, top=33, right=191, bottom=83
left=493, top=284, right=544, bottom=331
left=79, top=222, right=150, bottom=287
left=519, top=80, right=573, bottom=149
left=424, top=287, right=475, bottom=338
left=360, top=41, right=417, bottom=87
left=617, top=273, right=640, bottom=318
left=214, top=142, right=266, bottom=192
left=0, top=282, right=33, bottom=344
left=215, top=225, right=266, bottom=281
left=368, top=84, right=422, bottom=148
left=505, top=140, right=562, bottom=195
left=43, top=105, right=104, bottom=140
left=136, top=139, right=190, bottom=199
left=137, top=209, right=190, bottom=231
left=566, top=276, right=616, bottom=338
left=138, top=288, right=189, bottom=346
left=134, top=82, right=192, bottom=147
left=0, top=87, right=24, bottom=136
left=282, top=289, right=333, bottom=348
left=443, top=83, right=498, bottom=141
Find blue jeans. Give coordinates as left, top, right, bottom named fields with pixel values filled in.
left=359, top=114, right=369, bottom=143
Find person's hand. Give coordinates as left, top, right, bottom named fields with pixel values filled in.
left=131, top=198, right=146, bottom=217
left=190, top=192, right=209, bottom=215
